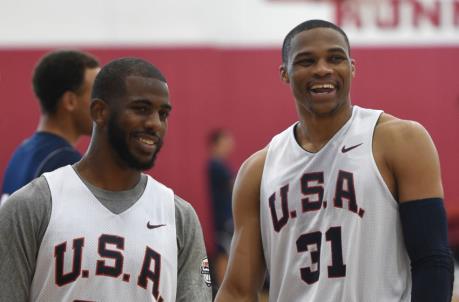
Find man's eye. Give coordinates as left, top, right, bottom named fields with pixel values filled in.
left=330, top=55, right=345, bottom=63
left=133, top=106, right=148, bottom=113
left=296, top=59, right=314, bottom=66
left=159, top=111, right=170, bottom=120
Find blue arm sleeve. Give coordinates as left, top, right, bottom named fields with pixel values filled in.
left=399, top=198, right=454, bottom=302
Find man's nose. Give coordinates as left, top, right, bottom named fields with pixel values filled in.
left=313, top=59, right=333, bottom=77
left=144, top=111, right=162, bottom=130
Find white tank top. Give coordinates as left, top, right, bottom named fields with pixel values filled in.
left=260, top=106, right=411, bottom=302
left=31, top=165, right=177, bottom=302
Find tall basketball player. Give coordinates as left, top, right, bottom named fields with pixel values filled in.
left=0, top=58, right=212, bottom=301
left=215, top=20, right=453, bottom=302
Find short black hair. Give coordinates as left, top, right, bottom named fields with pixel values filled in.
left=208, top=128, right=228, bottom=147
left=32, top=50, right=99, bottom=114
left=92, top=57, right=167, bottom=105
left=281, top=19, right=351, bottom=65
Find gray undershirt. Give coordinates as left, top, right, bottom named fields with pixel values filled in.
left=0, top=169, right=212, bottom=302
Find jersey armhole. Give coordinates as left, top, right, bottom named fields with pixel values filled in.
left=369, top=112, right=398, bottom=206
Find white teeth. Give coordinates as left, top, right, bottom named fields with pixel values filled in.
left=310, top=83, right=335, bottom=90
left=139, top=137, right=154, bottom=145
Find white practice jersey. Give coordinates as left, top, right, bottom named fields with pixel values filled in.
left=260, top=106, right=411, bottom=302
left=31, top=165, right=177, bottom=302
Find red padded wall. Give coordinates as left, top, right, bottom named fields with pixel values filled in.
left=0, top=47, right=458, bottom=250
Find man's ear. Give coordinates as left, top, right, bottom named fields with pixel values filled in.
left=90, top=99, right=109, bottom=127
left=351, top=58, right=356, bottom=78
left=60, top=91, right=78, bottom=112
left=279, top=64, right=290, bottom=84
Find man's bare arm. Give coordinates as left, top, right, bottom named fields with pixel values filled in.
left=376, top=116, right=452, bottom=302
left=381, top=119, right=443, bottom=202
left=215, top=149, right=267, bottom=302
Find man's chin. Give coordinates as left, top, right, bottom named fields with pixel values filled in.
left=137, top=160, right=156, bottom=171
left=127, top=153, right=158, bottom=171
left=125, top=158, right=155, bottom=171
left=307, top=100, right=347, bottom=116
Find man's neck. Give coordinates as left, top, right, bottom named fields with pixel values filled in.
left=75, top=146, right=142, bottom=192
left=37, top=115, right=79, bottom=145
left=296, top=104, right=353, bottom=153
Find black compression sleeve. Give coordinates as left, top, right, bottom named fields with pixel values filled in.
left=399, top=198, right=454, bottom=302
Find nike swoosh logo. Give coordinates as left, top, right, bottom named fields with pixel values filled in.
left=146, top=222, right=166, bottom=229
left=341, top=143, right=363, bottom=153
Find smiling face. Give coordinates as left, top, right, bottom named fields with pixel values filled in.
left=107, top=75, right=171, bottom=171
left=281, top=27, right=355, bottom=117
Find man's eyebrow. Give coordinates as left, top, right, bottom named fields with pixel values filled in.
left=161, top=103, right=172, bottom=111
left=327, top=47, right=347, bottom=54
left=130, top=98, right=151, bottom=104
left=294, top=47, right=347, bottom=58
left=291, top=51, right=314, bottom=62
left=130, top=99, right=172, bottom=110
left=293, top=51, right=313, bottom=58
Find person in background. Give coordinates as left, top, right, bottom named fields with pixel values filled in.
left=207, top=129, right=235, bottom=289
left=1, top=50, right=100, bottom=203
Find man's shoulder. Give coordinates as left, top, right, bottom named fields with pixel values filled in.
left=173, top=194, right=201, bottom=225
left=34, top=145, right=80, bottom=179
left=1, top=176, right=52, bottom=216
left=375, top=113, right=429, bottom=141
left=8, top=132, right=80, bottom=172
left=19, top=132, right=71, bottom=151
left=5, top=134, right=36, bottom=162
left=374, top=113, right=436, bottom=168
left=241, top=148, right=268, bottom=177
left=174, top=194, right=194, bottom=214
left=2, top=134, right=41, bottom=195
left=231, top=148, right=268, bottom=200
